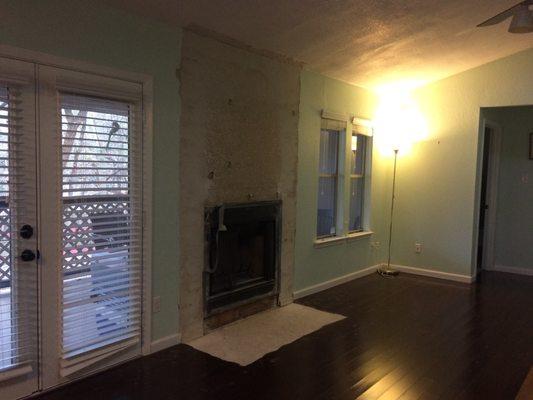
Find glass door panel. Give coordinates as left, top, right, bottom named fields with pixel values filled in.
left=0, top=57, right=39, bottom=400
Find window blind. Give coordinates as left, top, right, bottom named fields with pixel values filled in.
left=349, top=133, right=367, bottom=232
left=0, top=86, right=38, bottom=377
left=317, top=128, right=339, bottom=237
left=59, top=93, right=142, bottom=377
left=321, top=118, right=347, bottom=132
left=352, top=117, right=373, bottom=137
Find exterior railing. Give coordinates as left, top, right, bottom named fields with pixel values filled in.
left=0, top=200, right=10, bottom=289
left=0, top=195, right=130, bottom=289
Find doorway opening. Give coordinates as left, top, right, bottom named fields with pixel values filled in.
left=476, top=119, right=501, bottom=274
left=476, top=105, right=533, bottom=277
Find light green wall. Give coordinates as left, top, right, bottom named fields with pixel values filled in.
left=483, top=106, right=533, bottom=270
left=0, top=0, right=181, bottom=340
left=2, top=0, right=531, bottom=337
left=390, top=48, right=533, bottom=277
left=294, top=70, right=386, bottom=292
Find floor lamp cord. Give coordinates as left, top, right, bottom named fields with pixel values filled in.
left=379, top=149, right=399, bottom=278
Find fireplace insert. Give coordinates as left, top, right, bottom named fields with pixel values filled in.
left=204, top=201, right=281, bottom=314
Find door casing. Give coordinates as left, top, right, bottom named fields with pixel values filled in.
left=474, top=118, right=501, bottom=274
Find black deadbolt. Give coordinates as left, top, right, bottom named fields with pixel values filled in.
left=21, top=249, right=36, bottom=262
left=20, top=224, right=34, bottom=239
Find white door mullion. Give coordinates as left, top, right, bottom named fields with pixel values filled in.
left=37, top=65, right=63, bottom=391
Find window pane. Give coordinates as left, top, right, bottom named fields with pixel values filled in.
left=349, top=178, right=364, bottom=232
left=0, top=88, right=13, bottom=370
left=317, top=128, right=339, bottom=237
left=60, top=93, right=142, bottom=360
left=317, top=177, right=336, bottom=237
left=350, top=134, right=366, bottom=176
left=319, top=129, right=339, bottom=174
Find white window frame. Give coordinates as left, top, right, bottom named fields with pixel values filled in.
left=315, top=111, right=373, bottom=248
left=316, top=119, right=344, bottom=239
left=0, top=44, right=153, bottom=391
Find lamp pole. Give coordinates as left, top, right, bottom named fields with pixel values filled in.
left=378, top=148, right=400, bottom=277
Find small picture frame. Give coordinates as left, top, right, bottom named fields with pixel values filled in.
left=530, top=132, right=533, bottom=160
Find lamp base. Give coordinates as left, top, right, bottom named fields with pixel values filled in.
left=377, top=266, right=399, bottom=278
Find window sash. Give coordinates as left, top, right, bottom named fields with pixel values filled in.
left=317, top=127, right=341, bottom=238
left=349, top=176, right=365, bottom=233
left=317, top=176, right=338, bottom=238
left=58, top=92, right=143, bottom=376
left=348, top=133, right=367, bottom=233
left=316, top=125, right=372, bottom=238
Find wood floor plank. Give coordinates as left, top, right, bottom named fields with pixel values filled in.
left=515, top=367, right=533, bottom=400
left=32, top=271, right=533, bottom=400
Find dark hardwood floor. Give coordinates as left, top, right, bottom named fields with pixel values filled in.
left=34, top=271, right=533, bottom=400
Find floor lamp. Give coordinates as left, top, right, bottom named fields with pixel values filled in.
left=378, top=148, right=400, bottom=277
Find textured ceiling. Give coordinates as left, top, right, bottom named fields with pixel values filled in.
left=103, top=0, right=533, bottom=89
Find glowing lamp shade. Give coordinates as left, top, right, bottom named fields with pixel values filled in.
left=374, top=93, right=428, bottom=155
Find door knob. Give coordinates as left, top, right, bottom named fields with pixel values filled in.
left=20, top=224, right=34, bottom=239
left=20, top=249, right=36, bottom=262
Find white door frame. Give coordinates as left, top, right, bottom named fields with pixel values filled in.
left=476, top=118, right=502, bottom=272
left=0, top=44, right=154, bottom=397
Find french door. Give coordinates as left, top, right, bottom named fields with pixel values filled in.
left=0, top=57, right=39, bottom=400
left=0, top=57, right=146, bottom=400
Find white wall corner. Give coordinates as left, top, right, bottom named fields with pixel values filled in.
left=150, top=333, right=181, bottom=354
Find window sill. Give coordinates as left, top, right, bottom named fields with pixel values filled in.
left=314, top=231, right=373, bottom=249
left=347, top=230, right=374, bottom=241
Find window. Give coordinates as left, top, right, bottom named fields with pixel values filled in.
left=349, top=133, right=367, bottom=232
left=316, top=113, right=372, bottom=240
left=0, top=80, right=38, bottom=378
left=59, top=93, right=143, bottom=376
left=317, top=120, right=343, bottom=237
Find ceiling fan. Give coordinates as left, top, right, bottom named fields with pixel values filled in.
left=477, top=0, right=533, bottom=33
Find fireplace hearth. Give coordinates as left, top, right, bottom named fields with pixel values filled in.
left=204, top=201, right=281, bottom=315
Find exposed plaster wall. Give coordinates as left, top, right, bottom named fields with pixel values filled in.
left=179, top=30, right=300, bottom=340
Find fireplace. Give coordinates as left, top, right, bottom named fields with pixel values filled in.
left=204, top=201, right=281, bottom=315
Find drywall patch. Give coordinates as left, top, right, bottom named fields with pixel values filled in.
left=178, top=31, right=300, bottom=341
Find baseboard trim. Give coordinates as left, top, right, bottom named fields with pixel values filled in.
left=484, top=265, right=533, bottom=276
left=150, top=333, right=181, bottom=354
left=390, top=264, right=474, bottom=283
left=293, top=263, right=475, bottom=301
left=293, top=265, right=379, bottom=299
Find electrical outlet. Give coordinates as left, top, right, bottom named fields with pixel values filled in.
left=415, top=243, right=422, bottom=254
left=371, top=241, right=381, bottom=250
left=152, top=296, right=161, bottom=313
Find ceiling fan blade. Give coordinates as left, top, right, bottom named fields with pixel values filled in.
left=477, top=1, right=526, bottom=27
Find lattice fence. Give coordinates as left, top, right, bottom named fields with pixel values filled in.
left=0, top=205, right=11, bottom=288
left=62, top=196, right=130, bottom=275
left=0, top=201, right=11, bottom=288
